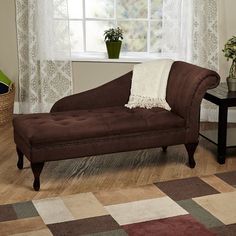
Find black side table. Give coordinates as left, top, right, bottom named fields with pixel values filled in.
left=200, top=83, right=236, bottom=164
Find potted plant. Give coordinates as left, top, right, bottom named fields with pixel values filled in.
left=223, top=36, right=236, bottom=91
left=104, top=27, right=123, bottom=59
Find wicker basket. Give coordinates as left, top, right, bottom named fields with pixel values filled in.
left=0, top=83, right=15, bottom=126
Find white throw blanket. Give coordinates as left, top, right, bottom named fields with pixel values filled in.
left=125, top=59, right=174, bottom=110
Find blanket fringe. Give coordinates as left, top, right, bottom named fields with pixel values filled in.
left=125, top=95, right=171, bottom=110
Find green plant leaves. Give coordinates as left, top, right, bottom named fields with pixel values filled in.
left=104, top=27, right=123, bottom=42
left=223, top=36, right=236, bottom=61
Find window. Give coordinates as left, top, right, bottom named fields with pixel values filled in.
left=65, top=0, right=164, bottom=59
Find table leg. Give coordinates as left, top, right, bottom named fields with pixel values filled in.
left=217, top=104, right=228, bottom=164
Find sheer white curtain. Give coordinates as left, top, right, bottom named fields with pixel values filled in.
left=161, top=0, right=219, bottom=121
left=161, top=0, right=192, bottom=61
left=16, top=0, right=73, bottom=113
left=161, top=0, right=218, bottom=71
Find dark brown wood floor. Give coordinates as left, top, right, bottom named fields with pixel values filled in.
left=0, top=122, right=236, bottom=204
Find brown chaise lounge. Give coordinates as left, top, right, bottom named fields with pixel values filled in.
left=13, top=61, right=220, bottom=191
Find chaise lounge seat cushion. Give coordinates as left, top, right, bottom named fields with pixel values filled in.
left=13, top=106, right=185, bottom=146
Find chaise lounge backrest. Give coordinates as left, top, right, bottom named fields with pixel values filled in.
left=51, top=61, right=220, bottom=144
left=51, top=71, right=133, bottom=112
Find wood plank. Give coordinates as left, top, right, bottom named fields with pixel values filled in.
left=0, top=122, right=236, bottom=204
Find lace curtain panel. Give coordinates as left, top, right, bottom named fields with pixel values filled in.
left=192, top=0, right=219, bottom=71
left=15, top=0, right=73, bottom=113
left=191, top=0, right=219, bottom=119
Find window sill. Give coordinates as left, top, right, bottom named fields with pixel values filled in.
left=72, top=57, right=150, bottom=63
left=71, top=52, right=168, bottom=63
left=72, top=58, right=144, bottom=63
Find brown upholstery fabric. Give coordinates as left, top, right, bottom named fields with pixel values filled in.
left=51, top=71, right=133, bottom=112
left=51, top=61, right=220, bottom=144
left=166, top=62, right=220, bottom=120
left=166, top=62, right=220, bottom=143
left=13, top=61, right=220, bottom=164
left=13, top=106, right=185, bottom=145
left=14, top=128, right=186, bottom=163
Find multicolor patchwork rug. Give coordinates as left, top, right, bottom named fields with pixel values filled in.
left=1, top=171, right=236, bottom=236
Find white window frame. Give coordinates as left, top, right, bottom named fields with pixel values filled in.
left=67, top=0, right=165, bottom=62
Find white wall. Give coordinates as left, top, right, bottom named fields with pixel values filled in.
left=0, top=0, right=18, bottom=87
left=72, top=62, right=134, bottom=93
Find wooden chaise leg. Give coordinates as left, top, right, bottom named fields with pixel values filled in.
left=185, top=142, right=198, bottom=169
left=16, top=147, right=24, bottom=170
left=162, top=146, right=168, bottom=152
left=31, top=162, right=44, bottom=191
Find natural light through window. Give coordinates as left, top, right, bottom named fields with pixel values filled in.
left=65, top=0, right=163, bottom=59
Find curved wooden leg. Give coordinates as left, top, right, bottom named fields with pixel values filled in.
left=162, top=146, right=168, bottom=152
left=185, top=142, right=198, bottom=169
left=31, top=162, right=44, bottom=191
left=16, top=147, right=24, bottom=170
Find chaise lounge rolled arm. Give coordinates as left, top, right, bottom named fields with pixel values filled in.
left=166, top=61, right=220, bottom=144
left=14, top=61, right=220, bottom=191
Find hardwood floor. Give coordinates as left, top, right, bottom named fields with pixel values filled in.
left=0, top=121, right=236, bottom=204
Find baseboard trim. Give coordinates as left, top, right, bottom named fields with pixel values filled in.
left=201, top=107, right=236, bottom=122
left=14, top=102, right=236, bottom=122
